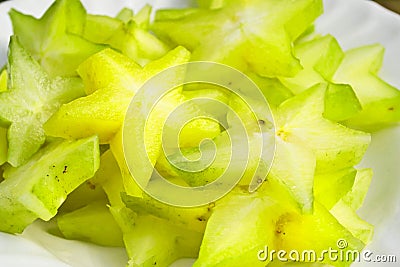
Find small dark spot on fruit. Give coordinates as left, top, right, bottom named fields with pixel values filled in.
left=388, top=107, right=394, bottom=111
left=153, top=261, right=157, bottom=266
left=276, top=230, right=282, bottom=234
left=63, top=166, right=68, bottom=174
left=87, top=181, right=96, bottom=190
left=228, top=81, right=232, bottom=86
left=258, top=119, right=265, bottom=125
left=197, top=216, right=207, bottom=222
left=52, top=165, right=55, bottom=168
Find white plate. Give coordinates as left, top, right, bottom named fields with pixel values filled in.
left=0, top=0, right=399, bottom=266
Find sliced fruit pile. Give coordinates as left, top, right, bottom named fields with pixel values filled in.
left=0, top=0, right=399, bottom=266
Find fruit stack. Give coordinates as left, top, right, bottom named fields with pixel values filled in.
left=0, top=0, right=399, bottom=266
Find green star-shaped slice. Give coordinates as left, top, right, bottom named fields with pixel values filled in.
left=333, top=44, right=400, bottom=130
left=0, top=135, right=99, bottom=234
left=194, top=188, right=365, bottom=266
left=269, top=83, right=370, bottom=211
left=110, top=207, right=202, bottom=267
left=107, top=20, right=170, bottom=66
left=280, top=35, right=345, bottom=94
left=0, top=36, right=85, bottom=167
left=83, top=5, right=169, bottom=66
left=9, top=0, right=105, bottom=77
left=275, top=83, right=371, bottom=174
left=152, top=0, right=323, bottom=77
left=279, top=35, right=362, bottom=122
